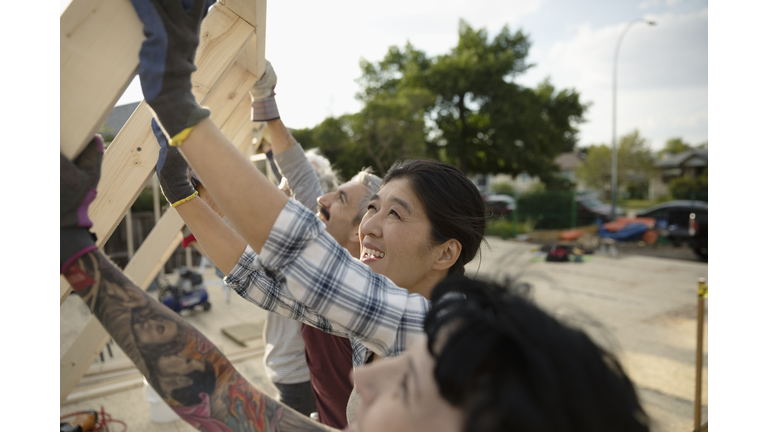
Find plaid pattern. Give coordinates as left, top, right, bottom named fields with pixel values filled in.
left=226, top=199, right=429, bottom=366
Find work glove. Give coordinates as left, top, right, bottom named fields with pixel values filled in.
left=249, top=60, right=280, bottom=121
left=130, top=0, right=216, bottom=146
left=60, top=136, right=104, bottom=273
left=152, top=118, right=198, bottom=207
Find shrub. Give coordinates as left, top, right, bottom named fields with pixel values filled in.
left=485, top=218, right=537, bottom=239
left=669, top=175, right=707, bottom=201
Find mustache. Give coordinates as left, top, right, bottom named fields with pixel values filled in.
left=317, top=204, right=330, bottom=221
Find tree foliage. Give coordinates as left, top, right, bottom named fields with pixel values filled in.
left=294, top=20, right=589, bottom=184
left=576, top=130, right=655, bottom=199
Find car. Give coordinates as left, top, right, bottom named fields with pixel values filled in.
left=484, top=194, right=516, bottom=218
left=575, top=194, right=624, bottom=221
left=636, top=200, right=708, bottom=260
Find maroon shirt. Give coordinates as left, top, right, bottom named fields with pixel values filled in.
left=301, top=324, right=354, bottom=429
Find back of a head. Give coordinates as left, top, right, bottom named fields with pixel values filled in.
left=305, top=147, right=341, bottom=194
left=350, top=167, right=383, bottom=223
left=383, top=159, right=485, bottom=275
left=424, top=276, right=650, bottom=432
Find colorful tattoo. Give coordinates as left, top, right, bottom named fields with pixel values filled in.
left=64, top=252, right=334, bottom=432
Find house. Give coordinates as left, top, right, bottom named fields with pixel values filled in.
left=98, top=101, right=141, bottom=142
left=649, top=149, right=708, bottom=200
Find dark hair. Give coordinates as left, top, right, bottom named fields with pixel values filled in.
left=383, top=159, right=486, bottom=275
left=425, top=275, right=650, bottom=432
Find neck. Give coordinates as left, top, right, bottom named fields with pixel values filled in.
left=409, top=269, right=449, bottom=300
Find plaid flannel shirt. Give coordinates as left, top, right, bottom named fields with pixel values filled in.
left=225, top=199, right=430, bottom=367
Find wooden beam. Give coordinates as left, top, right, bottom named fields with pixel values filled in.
left=60, top=0, right=143, bottom=160
left=60, top=112, right=259, bottom=402
left=60, top=40, right=259, bottom=305
left=60, top=0, right=259, bottom=161
left=220, top=0, right=267, bottom=81
left=60, top=0, right=267, bottom=404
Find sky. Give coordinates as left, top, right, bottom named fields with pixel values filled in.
left=60, top=0, right=708, bottom=152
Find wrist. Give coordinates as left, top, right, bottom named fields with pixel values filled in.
left=60, top=228, right=98, bottom=274
left=150, top=92, right=211, bottom=146
left=251, top=95, right=280, bottom=122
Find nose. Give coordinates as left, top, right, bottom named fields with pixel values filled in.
left=317, top=192, right=332, bottom=208
left=359, top=208, right=382, bottom=239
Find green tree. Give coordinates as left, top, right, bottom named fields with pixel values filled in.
left=295, top=20, right=589, bottom=184
left=576, top=130, right=655, bottom=199
left=358, top=20, right=588, bottom=181
left=661, top=137, right=693, bottom=156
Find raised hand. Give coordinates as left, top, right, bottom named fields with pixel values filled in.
left=130, top=0, right=216, bottom=145
left=152, top=118, right=198, bottom=207
left=249, top=60, right=280, bottom=122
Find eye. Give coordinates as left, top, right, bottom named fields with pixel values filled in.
left=367, top=204, right=377, bottom=212
left=389, top=209, right=401, bottom=219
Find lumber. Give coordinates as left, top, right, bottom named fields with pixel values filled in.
left=60, top=110, right=260, bottom=401
left=60, top=0, right=267, bottom=404
left=60, top=0, right=143, bottom=160
left=221, top=0, right=267, bottom=79
left=59, top=46, right=260, bottom=305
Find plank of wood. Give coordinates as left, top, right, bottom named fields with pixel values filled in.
left=221, top=321, right=265, bottom=346
left=60, top=0, right=257, bottom=161
left=219, top=0, right=266, bottom=80
left=59, top=50, right=259, bottom=306
left=60, top=110, right=260, bottom=401
left=60, top=0, right=143, bottom=160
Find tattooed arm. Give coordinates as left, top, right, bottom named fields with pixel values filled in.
left=61, top=139, right=334, bottom=432
left=65, top=250, right=335, bottom=432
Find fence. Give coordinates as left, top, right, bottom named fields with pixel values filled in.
left=485, top=190, right=708, bottom=238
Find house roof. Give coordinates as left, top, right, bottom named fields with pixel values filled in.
left=98, top=101, right=141, bottom=137
left=655, top=149, right=708, bottom=169
left=555, top=152, right=584, bottom=171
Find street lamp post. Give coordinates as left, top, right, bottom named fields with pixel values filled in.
left=611, top=18, right=656, bottom=220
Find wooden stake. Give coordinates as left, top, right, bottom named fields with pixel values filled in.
left=694, top=277, right=707, bottom=431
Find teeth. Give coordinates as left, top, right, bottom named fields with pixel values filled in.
left=363, top=248, right=385, bottom=258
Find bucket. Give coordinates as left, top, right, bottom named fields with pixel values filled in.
left=143, top=379, right=181, bottom=423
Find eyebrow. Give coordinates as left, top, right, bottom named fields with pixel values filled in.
left=392, top=197, right=412, bottom=215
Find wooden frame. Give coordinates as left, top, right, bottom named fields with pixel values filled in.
left=60, top=0, right=266, bottom=403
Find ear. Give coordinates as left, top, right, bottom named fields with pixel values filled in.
left=433, top=239, right=462, bottom=271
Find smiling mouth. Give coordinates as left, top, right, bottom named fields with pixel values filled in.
left=317, top=205, right=330, bottom=222
left=361, top=247, right=385, bottom=262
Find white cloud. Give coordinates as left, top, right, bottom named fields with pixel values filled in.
left=516, top=7, right=707, bottom=149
